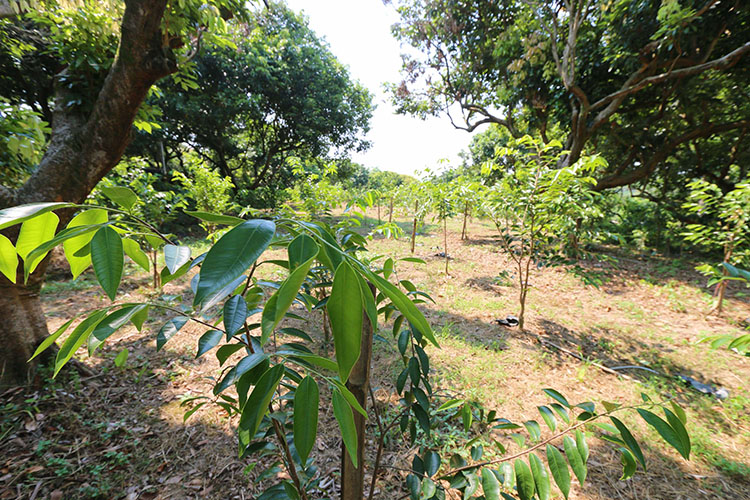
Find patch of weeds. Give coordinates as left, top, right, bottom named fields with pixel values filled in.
left=691, top=426, right=750, bottom=479
left=42, top=275, right=98, bottom=295
left=615, top=299, right=645, bottom=321
left=493, top=270, right=513, bottom=287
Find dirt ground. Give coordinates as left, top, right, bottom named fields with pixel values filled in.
left=1, top=213, right=748, bottom=500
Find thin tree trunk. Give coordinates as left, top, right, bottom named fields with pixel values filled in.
left=410, top=201, right=418, bottom=254
left=388, top=197, right=393, bottom=224
left=444, top=217, right=448, bottom=275
left=461, top=201, right=468, bottom=240
left=710, top=244, right=734, bottom=315
left=377, top=203, right=381, bottom=225
left=340, top=284, right=375, bottom=500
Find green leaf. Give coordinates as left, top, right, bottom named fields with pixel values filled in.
left=481, top=467, right=501, bottom=500
left=123, top=238, right=149, bottom=271
left=563, top=436, right=586, bottom=485
left=420, top=478, right=436, bottom=498
left=90, top=226, right=123, bottom=300
left=529, top=453, right=551, bottom=500
left=288, top=234, right=318, bottom=271
left=514, top=459, right=535, bottom=500
left=197, top=330, right=223, bottom=357
left=238, top=364, right=284, bottom=438
left=261, top=245, right=317, bottom=344
left=16, top=211, right=59, bottom=275
left=425, top=450, right=441, bottom=477
left=156, top=316, right=188, bottom=350
left=576, top=429, right=589, bottom=464
left=224, top=295, right=248, bottom=338
left=63, top=209, right=108, bottom=278
left=328, top=261, right=363, bottom=382
left=366, top=271, right=438, bottom=347
left=543, top=388, right=570, bottom=408
left=537, top=406, right=556, bottom=431
left=610, top=416, right=646, bottom=469
left=619, top=447, right=637, bottom=480
left=670, top=401, right=687, bottom=426
left=550, top=403, right=570, bottom=424
left=523, top=420, right=542, bottom=442
left=330, top=380, right=367, bottom=417
left=54, top=310, right=106, bottom=376
left=406, top=474, right=420, bottom=500
left=131, top=306, right=149, bottom=331
left=437, top=399, right=463, bottom=411
left=0, top=202, right=72, bottom=230
left=637, top=408, right=690, bottom=459
left=185, top=210, right=244, bottom=226
left=215, top=353, right=269, bottom=394
left=461, top=403, right=473, bottom=431
left=29, top=316, right=78, bottom=361
left=194, top=219, right=275, bottom=306
left=114, top=348, right=128, bottom=367
left=164, top=244, right=191, bottom=274
left=91, top=304, right=148, bottom=342
left=101, top=186, right=137, bottom=211
left=332, top=388, right=358, bottom=468
left=293, top=376, right=319, bottom=463
left=216, top=343, right=245, bottom=366
left=0, top=234, right=18, bottom=283
left=546, top=444, right=570, bottom=500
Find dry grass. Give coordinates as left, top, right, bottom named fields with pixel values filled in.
left=1, top=211, right=748, bottom=499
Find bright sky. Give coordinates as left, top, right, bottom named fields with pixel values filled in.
left=285, top=0, right=475, bottom=177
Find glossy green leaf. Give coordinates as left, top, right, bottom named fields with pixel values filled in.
left=563, top=436, right=586, bottom=485
left=576, top=429, right=589, bottom=464
left=529, top=453, right=551, bottom=500
left=215, top=353, right=269, bottom=394
left=638, top=409, right=689, bottom=459
left=610, top=416, right=646, bottom=469
left=90, top=226, right=123, bottom=300
left=16, top=211, right=59, bottom=275
left=524, top=420, right=542, bottom=442
left=101, top=186, right=137, bottom=211
left=420, top=478, right=436, bottom=498
left=91, top=304, right=147, bottom=341
left=546, top=444, right=570, bottom=500
left=224, top=295, right=248, bottom=338
left=0, top=234, right=17, bottom=283
left=62, top=209, right=108, bottom=278
left=54, top=310, right=106, bottom=376
left=131, top=305, right=149, bottom=331
left=330, top=380, right=367, bottom=417
left=197, top=330, right=223, bottom=357
left=164, top=244, right=191, bottom=274
left=261, top=246, right=317, bottom=344
left=29, top=316, right=78, bottom=361
left=514, top=459, right=535, bottom=500
left=194, top=219, right=275, bottom=306
left=425, top=450, right=441, bottom=477
left=239, top=364, right=284, bottom=437
left=537, top=406, right=556, bottom=431
left=332, top=389, right=359, bottom=467
left=123, top=238, right=149, bottom=271
left=663, top=407, right=691, bottom=459
left=156, top=316, right=188, bottom=350
left=288, top=234, right=318, bottom=271
left=327, top=261, right=363, bottom=382
left=0, top=202, right=72, bottom=230
left=481, top=467, right=501, bottom=500
left=543, top=388, right=570, bottom=408
left=294, top=377, right=319, bottom=463
left=619, top=447, right=637, bottom=480
left=216, top=343, right=244, bottom=365
left=366, top=271, right=438, bottom=347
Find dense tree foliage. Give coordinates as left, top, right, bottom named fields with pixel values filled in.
left=128, top=3, right=373, bottom=207
left=390, top=0, right=750, bottom=193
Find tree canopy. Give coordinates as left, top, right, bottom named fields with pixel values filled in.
left=390, top=0, right=750, bottom=192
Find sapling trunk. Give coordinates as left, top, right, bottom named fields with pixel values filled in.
left=388, top=197, right=394, bottom=223
left=151, top=248, right=160, bottom=289
left=340, top=284, right=375, bottom=500
left=461, top=201, right=468, bottom=240
left=377, top=203, right=381, bottom=225
left=411, top=201, right=418, bottom=254
left=444, top=216, right=449, bottom=275
left=711, top=244, right=734, bottom=315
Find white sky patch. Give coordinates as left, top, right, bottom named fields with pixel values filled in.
left=285, top=0, right=476, bottom=176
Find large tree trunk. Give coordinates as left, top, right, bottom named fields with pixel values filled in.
left=0, top=0, right=175, bottom=387
left=0, top=266, right=50, bottom=385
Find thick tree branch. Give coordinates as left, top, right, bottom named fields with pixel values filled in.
left=590, top=41, right=750, bottom=114
left=8, top=0, right=176, bottom=212
left=595, top=119, right=750, bottom=190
